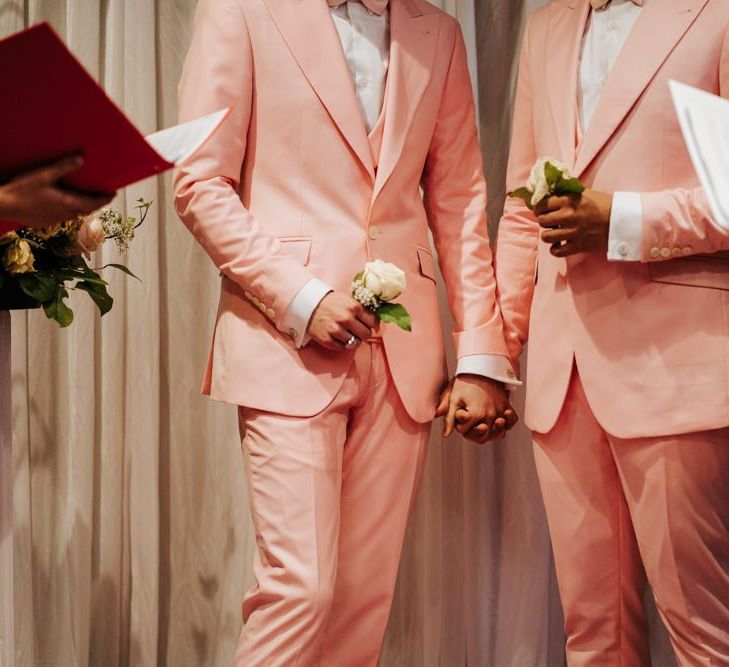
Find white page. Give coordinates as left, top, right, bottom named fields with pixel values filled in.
left=145, top=108, right=230, bottom=166
left=670, top=80, right=729, bottom=229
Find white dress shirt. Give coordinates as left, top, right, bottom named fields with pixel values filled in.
left=577, top=0, right=645, bottom=262
left=280, top=2, right=519, bottom=385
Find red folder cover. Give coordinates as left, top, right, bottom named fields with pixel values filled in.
left=0, top=23, right=172, bottom=193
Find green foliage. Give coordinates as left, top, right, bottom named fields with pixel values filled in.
left=377, top=302, right=411, bottom=332
left=0, top=199, right=150, bottom=326
left=509, top=187, right=535, bottom=210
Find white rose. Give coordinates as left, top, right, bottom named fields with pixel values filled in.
left=74, top=216, right=106, bottom=255
left=362, top=260, right=406, bottom=302
left=526, top=157, right=572, bottom=208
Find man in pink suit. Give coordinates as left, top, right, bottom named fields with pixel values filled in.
left=174, top=0, right=519, bottom=663
left=495, top=0, right=729, bottom=664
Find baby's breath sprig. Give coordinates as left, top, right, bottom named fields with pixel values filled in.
left=102, top=197, right=152, bottom=255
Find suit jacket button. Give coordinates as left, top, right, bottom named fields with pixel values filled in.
left=368, top=226, right=379, bottom=240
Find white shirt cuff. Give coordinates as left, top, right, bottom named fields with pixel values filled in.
left=607, top=191, right=643, bottom=262
left=456, top=355, right=522, bottom=386
left=280, top=278, right=333, bottom=348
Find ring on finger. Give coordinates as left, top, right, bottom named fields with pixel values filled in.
left=344, top=335, right=359, bottom=350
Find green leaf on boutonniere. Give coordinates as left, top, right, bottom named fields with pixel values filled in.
left=544, top=161, right=563, bottom=188
left=377, top=302, right=411, bottom=332
left=556, top=176, right=585, bottom=196
left=509, top=187, right=534, bottom=210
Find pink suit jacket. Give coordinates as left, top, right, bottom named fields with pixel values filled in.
left=496, top=0, right=729, bottom=439
left=174, top=0, right=509, bottom=424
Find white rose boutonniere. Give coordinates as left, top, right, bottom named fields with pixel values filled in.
left=510, top=157, right=585, bottom=210
left=352, top=259, right=411, bottom=332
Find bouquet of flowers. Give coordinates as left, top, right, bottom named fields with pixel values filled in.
left=510, top=157, right=585, bottom=210
left=0, top=198, right=151, bottom=326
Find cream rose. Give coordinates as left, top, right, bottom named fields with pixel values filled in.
left=526, top=157, right=572, bottom=208
left=362, top=260, right=406, bottom=302
left=3, top=239, right=35, bottom=275
left=74, top=216, right=106, bottom=255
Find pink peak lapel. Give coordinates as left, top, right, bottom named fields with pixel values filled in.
left=573, top=0, right=709, bottom=176
left=372, top=0, right=439, bottom=202
left=544, top=0, right=591, bottom=169
left=263, top=0, right=376, bottom=181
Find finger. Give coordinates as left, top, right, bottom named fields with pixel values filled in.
left=356, top=306, right=378, bottom=329
left=540, top=227, right=578, bottom=245
left=550, top=241, right=579, bottom=258
left=535, top=195, right=573, bottom=216
left=545, top=195, right=575, bottom=212
left=455, top=409, right=483, bottom=436
left=465, top=422, right=490, bottom=443
left=329, top=325, right=354, bottom=346
left=344, top=318, right=372, bottom=342
left=537, top=210, right=573, bottom=228
left=435, top=386, right=452, bottom=417
left=56, top=189, right=114, bottom=217
left=443, top=400, right=459, bottom=438
left=503, top=409, right=519, bottom=429
left=28, top=155, right=85, bottom=184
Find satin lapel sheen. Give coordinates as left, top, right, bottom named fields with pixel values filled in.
left=545, top=0, right=590, bottom=168
left=263, top=0, right=375, bottom=180
left=373, top=0, right=439, bottom=201
left=574, top=0, right=709, bottom=175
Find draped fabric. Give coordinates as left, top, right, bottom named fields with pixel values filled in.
left=2, top=0, right=675, bottom=665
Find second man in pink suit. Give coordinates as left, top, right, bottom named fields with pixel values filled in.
left=496, top=0, right=729, bottom=664
left=175, top=0, right=519, bottom=664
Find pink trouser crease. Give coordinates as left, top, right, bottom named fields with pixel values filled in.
left=234, top=342, right=428, bottom=666
left=534, top=368, right=729, bottom=667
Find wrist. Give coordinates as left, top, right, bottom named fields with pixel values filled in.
left=457, top=374, right=506, bottom=390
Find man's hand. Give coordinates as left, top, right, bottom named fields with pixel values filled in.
left=307, top=291, right=378, bottom=352
left=0, top=156, right=115, bottom=229
left=435, top=375, right=518, bottom=444
left=536, top=189, right=613, bottom=258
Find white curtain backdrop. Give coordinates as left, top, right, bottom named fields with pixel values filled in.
left=2, top=1, right=675, bottom=665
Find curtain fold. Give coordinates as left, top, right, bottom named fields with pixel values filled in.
left=3, top=1, right=672, bottom=665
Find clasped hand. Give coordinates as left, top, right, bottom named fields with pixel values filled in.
left=536, top=189, right=613, bottom=257
left=436, top=375, right=518, bottom=444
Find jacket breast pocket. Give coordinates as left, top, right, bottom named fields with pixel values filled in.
left=278, top=236, right=312, bottom=266
left=648, top=253, right=729, bottom=292
left=417, top=246, right=437, bottom=282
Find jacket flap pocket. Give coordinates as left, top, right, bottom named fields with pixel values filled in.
left=278, top=237, right=312, bottom=266
left=417, top=247, right=436, bottom=282
left=649, top=254, right=729, bottom=292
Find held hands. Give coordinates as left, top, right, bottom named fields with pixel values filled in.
left=436, top=375, right=518, bottom=444
left=0, top=156, right=115, bottom=229
left=308, top=291, right=378, bottom=352
left=536, top=189, right=612, bottom=258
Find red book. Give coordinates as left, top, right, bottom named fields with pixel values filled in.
left=0, top=23, right=228, bottom=231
